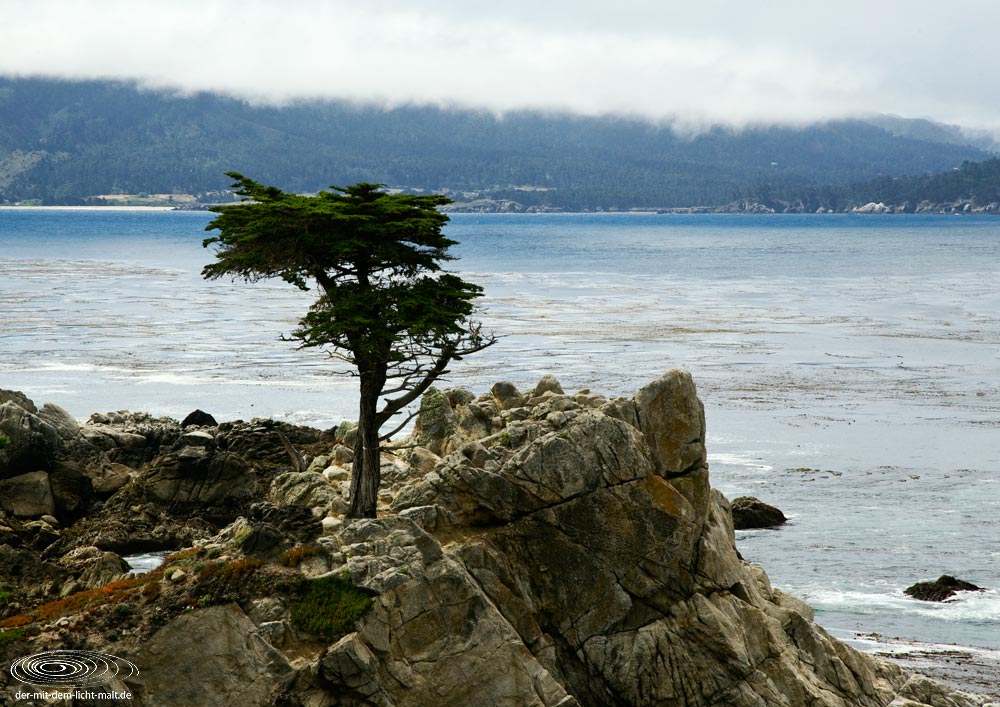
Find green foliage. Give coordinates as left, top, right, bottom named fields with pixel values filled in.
left=0, top=590, right=12, bottom=607
left=0, top=628, right=25, bottom=648
left=289, top=575, right=373, bottom=640
left=109, top=602, right=136, bottom=625
left=204, top=175, right=493, bottom=517
left=0, top=433, right=9, bottom=449
left=762, top=157, right=1000, bottom=211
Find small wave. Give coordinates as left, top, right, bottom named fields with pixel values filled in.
left=124, top=551, right=172, bottom=575
left=804, top=587, right=1000, bottom=623
left=708, top=452, right=774, bottom=473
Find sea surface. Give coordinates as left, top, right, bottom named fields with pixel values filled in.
left=2, top=208, right=999, bottom=671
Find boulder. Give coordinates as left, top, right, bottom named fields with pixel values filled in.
left=904, top=576, right=984, bottom=602
left=37, top=403, right=81, bottom=442
left=731, top=496, right=788, bottom=529
left=86, top=461, right=135, bottom=495
left=142, top=450, right=256, bottom=506
left=533, top=374, right=565, bottom=396
left=269, top=471, right=341, bottom=513
left=79, top=410, right=183, bottom=467
left=48, top=459, right=95, bottom=517
left=131, top=604, right=291, bottom=707
left=0, top=399, right=61, bottom=478
left=491, top=381, right=524, bottom=410
left=0, top=470, right=55, bottom=517
left=180, top=409, right=218, bottom=428
left=60, top=545, right=130, bottom=589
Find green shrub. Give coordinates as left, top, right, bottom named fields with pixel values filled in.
left=0, top=590, right=12, bottom=608
left=0, top=628, right=24, bottom=647
left=290, top=575, right=373, bottom=641
left=0, top=433, right=9, bottom=449
left=110, top=602, right=135, bottom=622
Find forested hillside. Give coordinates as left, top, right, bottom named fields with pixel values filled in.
left=0, top=77, right=993, bottom=208
left=756, top=158, right=1000, bottom=212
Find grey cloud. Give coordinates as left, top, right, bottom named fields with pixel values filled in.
left=1, top=0, right=999, bottom=134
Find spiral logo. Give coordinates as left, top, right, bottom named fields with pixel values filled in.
left=10, top=650, right=139, bottom=687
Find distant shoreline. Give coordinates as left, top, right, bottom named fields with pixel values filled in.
left=3, top=204, right=999, bottom=216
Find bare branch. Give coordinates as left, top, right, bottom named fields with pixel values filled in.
left=277, top=430, right=305, bottom=472
left=377, top=406, right=422, bottom=442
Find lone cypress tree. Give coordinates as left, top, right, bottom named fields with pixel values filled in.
left=203, top=174, right=494, bottom=518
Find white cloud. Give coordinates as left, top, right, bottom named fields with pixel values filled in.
left=2, top=0, right=999, bottom=132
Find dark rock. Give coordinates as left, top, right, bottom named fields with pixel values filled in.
left=142, top=450, right=256, bottom=507
left=730, top=496, right=787, bottom=529
left=181, top=409, right=218, bottom=428
left=0, top=400, right=61, bottom=478
left=490, top=381, right=523, bottom=409
left=48, top=459, right=95, bottom=518
left=246, top=502, right=321, bottom=541
left=215, top=419, right=334, bottom=468
left=904, top=575, right=985, bottom=602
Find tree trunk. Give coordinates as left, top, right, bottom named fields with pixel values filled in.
left=348, top=370, right=382, bottom=519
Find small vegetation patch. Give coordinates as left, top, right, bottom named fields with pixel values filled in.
left=0, top=590, right=12, bottom=608
left=0, top=627, right=25, bottom=647
left=0, top=574, right=157, bottom=630
left=165, top=547, right=203, bottom=563
left=290, top=575, right=374, bottom=641
left=279, top=545, right=319, bottom=567
left=193, top=558, right=264, bottom=607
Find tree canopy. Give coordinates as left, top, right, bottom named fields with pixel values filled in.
left=203, top=173, right=494, bottom=517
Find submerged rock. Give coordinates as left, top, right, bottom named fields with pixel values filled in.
left=904, top=575, right=985, bottom=602
left=731, top=496, right=788, bottom=529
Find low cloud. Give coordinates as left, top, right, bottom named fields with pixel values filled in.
left=3, top=0, right=999, bottom=133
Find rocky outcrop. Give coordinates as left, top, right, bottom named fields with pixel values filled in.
left=731, top=496, right=788, bottom=529
left=0, top=376, right=989, bottom=707
left=904, top=576, right=985, bottom=603
left=284, top=371, right=984, bottom=707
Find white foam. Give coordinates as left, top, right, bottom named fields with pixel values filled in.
left=708, top=452, right=774, bottom=473
left=804, top=588, right=1000, bottom=623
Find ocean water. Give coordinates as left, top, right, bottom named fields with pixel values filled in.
left=1, top=208, right=999, bottom=658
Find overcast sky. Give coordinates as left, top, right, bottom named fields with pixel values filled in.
left=3, top=0, right=999, bottom=133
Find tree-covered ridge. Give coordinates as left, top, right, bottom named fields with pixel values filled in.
left=742, top=158, right=1000, bottom=213
left=0, top=77, right=993, bottom=209
left=806, top=159, right=1000, bottom=210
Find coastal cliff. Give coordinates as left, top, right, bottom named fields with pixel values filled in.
left=0, top=373, right=991, bottom=706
